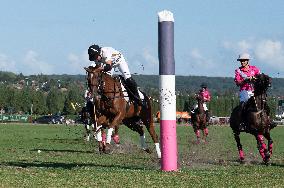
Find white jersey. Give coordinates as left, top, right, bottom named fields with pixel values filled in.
left=95, top=47, right=131, bottom=79
left=100, top=47, right=123, bottom=67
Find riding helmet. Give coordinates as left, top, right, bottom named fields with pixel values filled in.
left=88, top=44, right=101, bottom=61
left=200, top=83, right=207, bottom=88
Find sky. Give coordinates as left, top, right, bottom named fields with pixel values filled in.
left=0, top=0, right=284, bottom=77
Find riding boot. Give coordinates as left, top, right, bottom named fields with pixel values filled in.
left=125, top=77, right=143, bottom=105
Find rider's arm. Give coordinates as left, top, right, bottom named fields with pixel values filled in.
left=234, top=69, right=249, bottom=86
left=103, top=60, right=113, bottom=72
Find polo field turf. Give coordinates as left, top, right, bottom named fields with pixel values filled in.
left=0, top=123, right=283, bottom=187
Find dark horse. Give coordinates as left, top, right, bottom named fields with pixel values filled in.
left=230, top=73, right=277, bottom=164
left=84, top=66, right=161, bottom=158
left=191, top=95, right=209, bottom=143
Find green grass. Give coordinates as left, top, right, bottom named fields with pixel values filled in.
left=0, top=123, right=283, bottom=187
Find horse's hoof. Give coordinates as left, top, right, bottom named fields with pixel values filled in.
left=143, top=148, right=152, bottom=154
left=103, top=144, right=112, bottom=154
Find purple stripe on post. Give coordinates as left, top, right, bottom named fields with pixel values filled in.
left=158, top=22, right=175, bottom=75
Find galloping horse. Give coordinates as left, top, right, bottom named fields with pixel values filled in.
left=230, top=73, right=277, bottom=164
left=84, top=66, right=161, bottom=158
left=191, top=95, right=209, bottom=143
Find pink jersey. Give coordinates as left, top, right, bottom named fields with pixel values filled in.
left=199, top=89, right=211, bottom=102
left=234, top=65, right=260, bottom=91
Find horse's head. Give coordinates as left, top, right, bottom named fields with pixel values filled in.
left=84, top=65, right=103, bottom=94
left=252, top=73, right=272, bottom=95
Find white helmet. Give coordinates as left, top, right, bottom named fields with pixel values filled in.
left=237, top=53, right=250, bottom=61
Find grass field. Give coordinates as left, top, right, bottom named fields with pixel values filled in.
left=0, top=123, right=284, bottom=187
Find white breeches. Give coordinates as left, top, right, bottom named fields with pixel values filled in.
left=239, top=90, right=254, bottom=102
left=194, top=103, right=208, bottom=111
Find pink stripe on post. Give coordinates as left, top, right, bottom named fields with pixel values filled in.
left=160, top=120, right=177, bottom=171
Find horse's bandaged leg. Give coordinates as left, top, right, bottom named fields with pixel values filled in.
left=86, top=124, right=90, bottom=130
left=238, top=149, right=245, bottom=160
left=106, top=128, right=114, bottom=144
left=96, top=130, right=102, bottom=142
left=155, top=143, right=161, bottom=159
left=112, top=134, right=120, bottom=144
left=195, top=130, right=200, bottom=138
left=257, top=134, right=266, bottom=159
left=140, top=134, right=147, bottom=149
left=91, top=123, right=95, bottom=129
left=102, top=131, right=106, bottom=144
left=204, top=128, right=209, bottom=136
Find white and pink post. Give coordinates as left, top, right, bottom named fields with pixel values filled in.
left=158, top=10, right=177, bottom=171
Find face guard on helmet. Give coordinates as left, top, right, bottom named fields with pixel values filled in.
left=88, top=44, right=101, bottom=61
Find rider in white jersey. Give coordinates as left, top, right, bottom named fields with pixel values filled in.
left=88, top=44, right=142, bottom=105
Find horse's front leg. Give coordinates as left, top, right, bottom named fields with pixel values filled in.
left=255, top=133, right=270, bottom=164
left=104, top=112, right=124, bottom=153
left=233, top=131, right=244, bottom=162
left=95, top=116, right=107, bottom=153
left=202, top=127, right=209, bottom=143
left=193, top=123, right=201, bottom=144
left=112, top=125, right=120, bottom=144
left=263, top=131, right=273, bottom=155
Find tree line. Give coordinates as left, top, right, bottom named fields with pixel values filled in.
left=0, top=71, right=281, bottom=118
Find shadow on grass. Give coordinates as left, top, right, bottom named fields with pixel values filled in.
left=30, top=148, right=94, bottom=154
left=1, top=161, right=155, bottom=171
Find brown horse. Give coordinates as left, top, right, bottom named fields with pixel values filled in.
left=191, top=95, right=209, bottom=143
left=84, top=66, right=161, bottom=158
left=230, top=73, right=277, bottom=164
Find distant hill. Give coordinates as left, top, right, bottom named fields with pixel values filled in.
left=0, top=71, right=283, bottom=96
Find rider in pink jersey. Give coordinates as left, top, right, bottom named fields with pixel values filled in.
left=234, top=53, right=261, bottom=103
left=234, top=53, right=260, bottom=130
left=234, top=53, right=277, bottom=130
left=191, top=83, right=211, bottom=123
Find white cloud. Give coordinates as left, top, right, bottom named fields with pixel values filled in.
left=222, top=39, right=284, bottom=72
left=22, top=50, right=54, bottom=75
left=222, top=39, right=252, bottom=53
left=254, top=40, right=284, bottom=70
left=0, top=54, right=16, bottom=72
left=142, top=48, right=158, bottom=65
left=66, top=51, right=90, bottom=74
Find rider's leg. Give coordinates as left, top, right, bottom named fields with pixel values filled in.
left=125, top=77, right=142, bottom=105
left=191, top=104, right=198, bottom=114
left=118, top=59, right=142, bottom=105
left=203, top=103, right=210, bottom=123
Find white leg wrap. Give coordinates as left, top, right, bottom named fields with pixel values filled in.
left=96, top=130, right=102, bottom=142
left=140, top=134, right=147, bottom=149
left=106, top=128, right=114, bottom=144
left=91, top=124, right=95, bottom=129
left=155, top=143, right=161, bottom=159
left=86, top=124, right=90, bottom=130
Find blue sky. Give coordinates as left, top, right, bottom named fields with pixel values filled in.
left=0, top=0, right=284, bottom=77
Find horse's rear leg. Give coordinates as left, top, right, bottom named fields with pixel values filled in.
left=144, top=121, right=161, bottom=158
left=233, top=132, right=245, bottom=161
left=193, top=125, right=201, bottom=144
left=202, top=127, right=209, bottom=143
